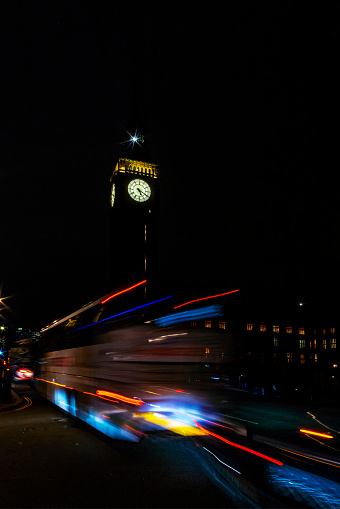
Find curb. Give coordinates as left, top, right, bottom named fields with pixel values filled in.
left=0, top=389, right=24, bottom=413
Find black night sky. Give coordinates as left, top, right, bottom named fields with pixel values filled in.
left=0, top=2, right=338, bottom=330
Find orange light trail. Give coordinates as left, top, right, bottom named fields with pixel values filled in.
left=96, top=390, right=144, bottom=406
left=101, top=280, right=147, bottom=304
left=36, top=378, right=143, bottom=406
left=277, top=446, right=340, bottom=468
left=88, top=392, right=119, bottom=403
left=125, top=424, right=148, bottom=437
left=35, top=378, right=74, bottom=390
left=300, top=429, right=334, bottom=438
left=174, top=289, right=239, bottom=309
left=193, top=420, right=283, bottom=466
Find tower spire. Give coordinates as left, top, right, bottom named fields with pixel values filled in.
left=109, top=96, right=159, bottom=295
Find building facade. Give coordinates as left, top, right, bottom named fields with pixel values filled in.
left=189, top=314, right=338, bottom=400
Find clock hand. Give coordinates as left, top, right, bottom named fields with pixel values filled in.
left=137, top=187, right=148, bottom=196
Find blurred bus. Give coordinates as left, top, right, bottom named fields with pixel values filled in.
left=35, top=281, right=235, bottom=441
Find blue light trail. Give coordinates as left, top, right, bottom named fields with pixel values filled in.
left=74, top=296, right=174, bottom=331
left=155, top=304, right=223, bottom=327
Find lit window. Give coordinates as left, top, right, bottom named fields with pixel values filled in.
left=260, top=324, right=266, bottom=332
left=309, top=341, right=312, bottom=349
left=274, top=337, right=279, bottom=347
left=191, top=321, right=197, bottom=327
left=313, top=329, right=317, bottom=335
left=299, top=328, right=305, bottom=335
left=314, top=354, right=318, bottom=362
left=299, top=339, right=305, bottom=348
left=287, top=352, right=292, bottom=363
left=205, top=320, right=211, bottom=328
left=323, top=339, right=327, bottom=349
left=330, top=328, right=335, bottom=334
left=219, top=321, right=225, bottom=329
left=300, top=354, right=305, bottom=365
left=330, top=338, right=336, bottom=349
left=314, top=339, right=317, bottom=349
left=323, top=329, right=326, bottom=335
left=286, top=327, right=292, bottom=334
left=205, top=348, right=210, bottom=354
left=273, top=325, right=279, bottom=333
left=247, top=323, right=253, bottom=331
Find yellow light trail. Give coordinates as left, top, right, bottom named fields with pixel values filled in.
left=300, top=429, right=334, bottom=438
left=137, top=412, right=207, bottom=436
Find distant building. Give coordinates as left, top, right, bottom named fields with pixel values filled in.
left=11, top=329, right=40, bottom=368
left=0, top=325, right=6, bottom=353
left=189, top=313, right=338, bottom=400
left=15, top=328, right=40, bottom=341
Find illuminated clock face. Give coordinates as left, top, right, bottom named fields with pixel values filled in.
left=128, top=179, right=151, bottom=202
left=110, top=183, right=115, bottom=207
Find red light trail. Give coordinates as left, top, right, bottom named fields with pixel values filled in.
left=193, top=420, right=283, bottom=466
left=101, top=280, right=147, bottom=304
left=174, top=289, right=239, bottom=309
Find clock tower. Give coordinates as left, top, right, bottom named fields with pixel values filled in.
left=109, top=129, right=160, bottom=298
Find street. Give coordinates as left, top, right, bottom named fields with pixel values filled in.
left=2, top=382, right=340, bottom=508
left=0, top=383, right=231, bottom=508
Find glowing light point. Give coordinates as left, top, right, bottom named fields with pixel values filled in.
left=124, top=130, right=145, bottom=150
